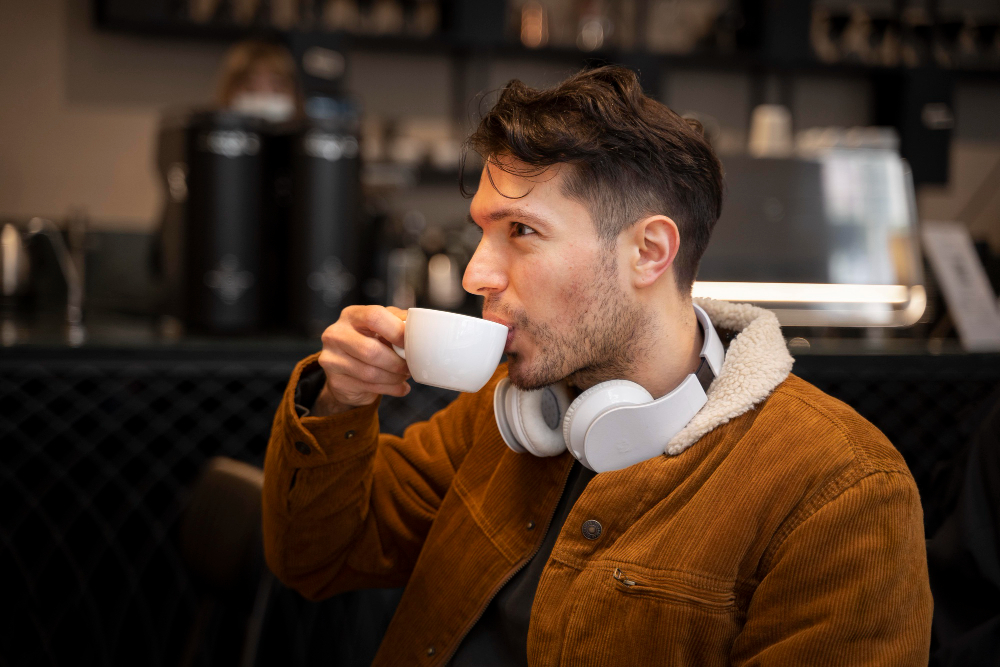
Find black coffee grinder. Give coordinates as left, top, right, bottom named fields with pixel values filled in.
left=183, top=110, right=276, bottom=334
left=286, top=102, right=363, bottom=337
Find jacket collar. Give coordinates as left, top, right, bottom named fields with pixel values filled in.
left=665, top=298, right=794, bottom=456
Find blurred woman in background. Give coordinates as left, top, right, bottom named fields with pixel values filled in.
left=215, top=40, right=304, bottom=122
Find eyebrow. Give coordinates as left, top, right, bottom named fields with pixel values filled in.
left=467, top=207, right=551, bottom=228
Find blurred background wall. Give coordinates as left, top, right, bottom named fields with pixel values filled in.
left=0, top=0, right=220, bottom=229
left=1, top=0, right=997, bottom=249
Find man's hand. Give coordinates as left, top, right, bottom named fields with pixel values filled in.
left=312, top=305, right=410, bottom=417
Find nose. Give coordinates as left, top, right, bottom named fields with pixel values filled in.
left=462, top=237, right=507, bottom=296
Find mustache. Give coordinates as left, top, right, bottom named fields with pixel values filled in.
left=482, top=295, right=530, bottom=329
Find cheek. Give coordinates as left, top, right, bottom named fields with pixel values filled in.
left=526, top=274, right=591, bottom=329
left=514, top=249, right=602, bottom=317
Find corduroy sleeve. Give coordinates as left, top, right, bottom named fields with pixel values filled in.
left=730, top=470, right=933, bottom=666
left=262, top=353, right=497, bottom=601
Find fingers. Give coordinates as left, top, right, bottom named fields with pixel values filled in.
left=337, top=326, right=409, bottom=376
left=320, top=347, right=409, bottom=386
left=325, top=371, right=411, bottom=401
left=318, top=305, right=412, bottom=409
left=322, top=313, right=408, bottom=377
left=345, top=305, right=406, bottom=349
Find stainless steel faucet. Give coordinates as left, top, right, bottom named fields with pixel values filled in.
left=27, top=217, right=87, bottom=345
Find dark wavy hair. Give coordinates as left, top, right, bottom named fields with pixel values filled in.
left=463, top=65, right=724, bottom=292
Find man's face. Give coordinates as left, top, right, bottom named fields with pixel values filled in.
left=464, top=159, right=650, bottom=390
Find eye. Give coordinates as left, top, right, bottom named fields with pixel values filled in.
left=511, top=222, right=537, bottom=237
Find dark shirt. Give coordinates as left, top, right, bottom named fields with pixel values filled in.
left=293, top=362, right=327, bottom=417
left=449, top=460, right=595, bottom=666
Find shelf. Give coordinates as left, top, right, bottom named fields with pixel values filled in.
left=95, top=14, right=1000, bottom=80
left=92, top=2, right=999, bottom=187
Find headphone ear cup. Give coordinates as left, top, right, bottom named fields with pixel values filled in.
left=562, top=380, right=653, bottom=469
left=493, top=378, right=526, bottom=453
left=508, top=383, right=573, bottom=457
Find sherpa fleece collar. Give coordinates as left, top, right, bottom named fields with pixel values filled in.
left=665, top=298, right=794, bottom=456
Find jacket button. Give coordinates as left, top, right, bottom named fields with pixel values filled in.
left=526, top=520, right=535, bottom=530
left=582, top=519, right=602, bottom=540
left=345, top=430, right=355, bottom=439
left=426, top=646, right=436, bottom=656
left=294, top=440, right=311, bottom=455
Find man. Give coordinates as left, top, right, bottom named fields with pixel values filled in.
left=263, top=66, right=932, bottom=665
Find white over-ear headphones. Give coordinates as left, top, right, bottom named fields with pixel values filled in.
left=493, top=305, right=726, bottom=473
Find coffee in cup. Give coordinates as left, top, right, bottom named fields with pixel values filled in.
left=393, top=308, right=508, bottom=393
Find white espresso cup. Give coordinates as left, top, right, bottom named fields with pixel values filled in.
left=392, top=308, right=508, bottom=393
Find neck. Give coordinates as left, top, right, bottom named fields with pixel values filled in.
left=634, top=297, right=703, bottom=399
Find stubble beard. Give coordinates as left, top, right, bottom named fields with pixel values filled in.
left=490, top=255, right=652, bottom=391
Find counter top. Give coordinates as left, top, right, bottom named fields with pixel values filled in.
left=1, top=308, right=988, bottom=360
left=1, top=310, right=319, bottom=359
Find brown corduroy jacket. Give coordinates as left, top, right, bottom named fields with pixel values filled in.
left=263, top=300, right=933, bottom=666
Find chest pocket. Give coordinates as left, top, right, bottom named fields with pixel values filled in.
left=556, top=563, right=746, bottom=666
left=608, top=564, right=738, bottom=609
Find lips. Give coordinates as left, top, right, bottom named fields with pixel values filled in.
left=483, top=313, right=515, bottom=353
left=483, top=314, right=512, bottom=329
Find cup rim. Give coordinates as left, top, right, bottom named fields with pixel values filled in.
left=406, top=307, right=509, bottom=332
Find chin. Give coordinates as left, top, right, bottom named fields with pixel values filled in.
left=506, top=354, right=562, bottom=392
left=505, top=355, right=535, bottom=391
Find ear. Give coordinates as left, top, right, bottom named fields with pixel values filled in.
left=628, top=215, right=680, bottom=288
